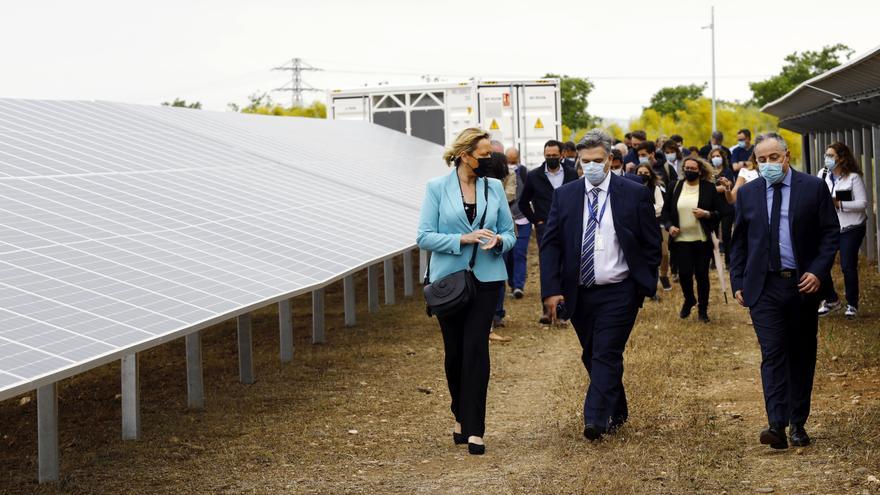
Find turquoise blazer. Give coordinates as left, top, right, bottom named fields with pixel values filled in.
left=417, top=169, right=516, bottom=283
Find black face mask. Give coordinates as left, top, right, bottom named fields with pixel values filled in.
left=639, top=174, right=650, bottom=184
left=474, top=157, right=493, bottom=177
left=546, top=158, right=561, bottom=169
left=684, top=170, right=700, bottom=182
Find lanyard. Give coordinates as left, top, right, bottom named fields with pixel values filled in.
left=586, top=188, right=610, bottom=226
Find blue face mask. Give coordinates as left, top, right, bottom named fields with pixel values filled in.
left=737, top=140, right=747, bottom=147
left=824, top=157, right=837, bottom=170
left=638, top=156, right=649, bottom=165
left=582, top=161, right=607, bottom=186
left=759, top=163, right=785, bottom=185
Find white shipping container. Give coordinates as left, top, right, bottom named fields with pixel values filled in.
left=328, top=79, right=562, bottom=167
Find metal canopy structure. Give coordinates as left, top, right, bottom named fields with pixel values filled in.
left=762, top=45, right=880, bottom=267
left=0, top=99, right=444, bottom=481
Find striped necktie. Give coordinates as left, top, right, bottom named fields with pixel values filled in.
left=580, top=188, right=601, bottom=286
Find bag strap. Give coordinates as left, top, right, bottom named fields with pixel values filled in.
left=424, top=177, right=489, bottom=283
left=468, top=177, right=490, bottom=270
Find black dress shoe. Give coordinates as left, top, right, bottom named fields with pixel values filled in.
left=789, top=425, right=811, bottom=447
left=468, top=442, right=485, bottom=455
left=583, top=423, right=606, bottom=440
left=538, top=314, right=551, bottom=324
left=698, top=311, right=710, bottom=323
left=760, top=424, right=788, bottom=449
left=679, top=303, right=694, bottom=319
left=453, top=432, right=467, bottom=445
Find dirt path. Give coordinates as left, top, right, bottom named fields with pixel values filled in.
left=1, top=246, right=878, bottom=494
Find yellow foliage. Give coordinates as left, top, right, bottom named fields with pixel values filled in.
left=243, top=101, right=327, bottom=119
left=628, top=98, right=802, bottom=166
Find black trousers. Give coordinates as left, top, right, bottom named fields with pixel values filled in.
left=749, top=273, right=820, bottom=427
left=437, top=280, right=503, bottom=438
left=720, top=214, right=734, bottom=267
left=674, top=240, right=712, bottom=311
left=569, top=278, right=640, bottom=429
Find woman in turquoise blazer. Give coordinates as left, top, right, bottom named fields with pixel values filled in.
left=416, top=128, right=515, bottom=455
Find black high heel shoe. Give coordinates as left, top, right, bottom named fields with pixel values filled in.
left=468, top=442, right=486, bottom=455
left=453, top=432, right=467, bottom=445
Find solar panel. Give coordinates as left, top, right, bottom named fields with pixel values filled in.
left=0, top=99, right=446, bottom=401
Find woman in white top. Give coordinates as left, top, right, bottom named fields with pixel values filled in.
left=722, top=153, right=759, bottom=205
left=816, top=142, right=867, bottom=319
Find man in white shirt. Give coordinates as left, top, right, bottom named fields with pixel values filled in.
left=540, top=129, right=661, bottom=440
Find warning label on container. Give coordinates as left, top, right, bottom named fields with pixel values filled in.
left=534, top=118, right=544, bottom=129
left=489, top=119, right=499, bottom=130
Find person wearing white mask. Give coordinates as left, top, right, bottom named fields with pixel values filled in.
left=662, top=140, right=682, bottom=176
left=504, top=147, right=531, bottom=301
left=816, top=142, right=868, bottom=319
left=540, top=129, right=661, bottom=440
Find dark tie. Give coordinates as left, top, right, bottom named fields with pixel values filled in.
left=580, top=188, right=600, bottom=286
left=769, top=183, right=783, bottom=271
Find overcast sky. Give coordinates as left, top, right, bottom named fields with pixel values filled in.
left=1, top=0, right=878, bottom=121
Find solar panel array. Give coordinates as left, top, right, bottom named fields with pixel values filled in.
left=0, top=99, right=445, bottom=401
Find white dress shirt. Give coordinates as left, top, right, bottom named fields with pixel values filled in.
left=582, top=173, right=630, bottom=285
left=545, top=164, right=564, bottom=189
left=818, top=168, right=868, bottom=230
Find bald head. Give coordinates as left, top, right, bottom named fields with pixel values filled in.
left=505, top=147, right=520, bottom=165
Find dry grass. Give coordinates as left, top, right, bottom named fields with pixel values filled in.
left=1, top=240, right=878, bottom=494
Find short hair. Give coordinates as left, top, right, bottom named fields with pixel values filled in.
left=662, top=139, right=680, bottom=152
left=754, top=132, right=788, bottom=152
left=624, top=132, right=632, bottom=139
left=737, top=128, right=752, bottom=139
left=631, top=130, right=647, bottom=141
left=544, top=139, right=563, bottom=152
left=563, top=141, right=577, bottom=152
left=670, top=134, right=684, bottom=144
left=489, top=151, right=509, bottom=179
left=636, top=141, right=656, bottom=154
left=711, top=130, right=724, bottom=141
left=577, top=129, right=613, bottom=154
left=611, top=148, right=623, bottom=162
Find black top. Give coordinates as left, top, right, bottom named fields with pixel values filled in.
left=463, top=201, right=476, bottom=223
left=518, top=163, right=579, bottom=224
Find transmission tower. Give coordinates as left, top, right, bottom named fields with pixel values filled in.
left=272, top=58, right=322, bottom=107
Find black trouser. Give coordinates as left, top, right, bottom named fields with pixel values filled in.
left=720, top=214, right=734, bottom=267
left=437, top=280, right=503, bottom=438
left=749, top=272, right=820, bottom=427
left=674, top=240, right=712, bottom=312
left=825, top=224, right=866, bottom=309
left=569, top=278, right=640, bottom=429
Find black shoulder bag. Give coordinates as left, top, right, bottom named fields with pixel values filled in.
left=423, top=178, right=489, bottom=318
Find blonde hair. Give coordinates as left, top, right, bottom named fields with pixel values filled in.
left=443, top=127, right=490, bottom=166
left=680, top=155, right=715, bottom=181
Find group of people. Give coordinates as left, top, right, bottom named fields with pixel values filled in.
left=417, top=124, right=865, bottom=455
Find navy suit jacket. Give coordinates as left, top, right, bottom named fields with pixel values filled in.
left=539, top=174, right=662, bottom=319
left=729, top=169, right=840, bottom=307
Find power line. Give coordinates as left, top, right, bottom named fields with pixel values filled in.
left=271, top=58, right=322, bottom=107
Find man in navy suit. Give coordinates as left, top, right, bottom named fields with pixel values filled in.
left=540, top=129, right=661, bottom=440
left=730, top=132, right=839, bottom=450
